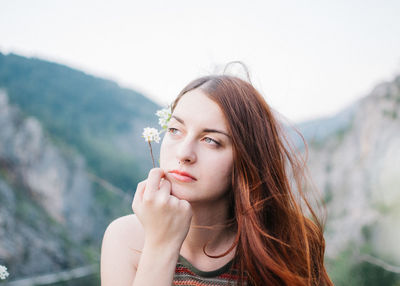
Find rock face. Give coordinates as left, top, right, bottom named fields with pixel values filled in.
left=0, top=90, right=96, bottom=276
left=303, top=76, right=400, bottom=264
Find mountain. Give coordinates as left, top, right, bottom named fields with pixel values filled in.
left=0, top=53, right=163, bottom=284
left=1, top=89, right=96, bottom=282
left=0, top=52, right=161, bottom=192
left=299, top=76, right=400, bottom=285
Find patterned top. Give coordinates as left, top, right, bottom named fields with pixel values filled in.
left=173, top=255, right=246, bottom=285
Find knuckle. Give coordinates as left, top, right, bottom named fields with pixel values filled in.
left=168, top=196, right=179, bottom=207
left=149, top=168, right=163, bottom=177
left=159, top=182, right=171, bottom=192
left=136, top=180, right=146, bottom=190
left=154, top=194, right=167, bottom=205
left=143, top=193, right=154, bottom=204
left=180, top=200, right=192, bottom=212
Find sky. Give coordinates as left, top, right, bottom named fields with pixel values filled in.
left=1, top=0, right=400, bottom=123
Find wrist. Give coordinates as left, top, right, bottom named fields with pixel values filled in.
left=143, top=239, right=182, bottom=256
left=135, top=241, right=180, bottom=285
left=144, top=235, right=184, bottom=252
left=141, top=242, right=180, bottom=267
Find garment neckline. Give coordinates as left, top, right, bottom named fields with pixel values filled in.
left=178, top=254, right=234, bottom=278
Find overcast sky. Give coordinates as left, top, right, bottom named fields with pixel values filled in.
left=1, top=0, right=400, bottom=122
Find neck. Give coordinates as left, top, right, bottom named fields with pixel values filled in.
left=180, top=196, right=236, bottom=259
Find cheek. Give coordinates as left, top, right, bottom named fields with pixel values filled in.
left=159, top=135, right=178, bottom=169
left=159, top=137, right=169, bottom=169
left=204, top=152, right=233, bottom=188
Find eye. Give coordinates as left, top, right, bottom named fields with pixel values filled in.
left=167, top=127, right=180, bottom=135
left=203, top=137, right=220, bottom=146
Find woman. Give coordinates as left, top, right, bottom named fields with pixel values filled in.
left=100, top=71, right=333, bottom=285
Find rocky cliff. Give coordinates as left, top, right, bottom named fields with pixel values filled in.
left=302, top=75, right=400, bottom=282
left=0, top=53, right=157, bottom=283
left=0, top=89, right=105, bottom=278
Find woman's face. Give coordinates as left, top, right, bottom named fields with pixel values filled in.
left=160, top=89, right=234, bottom=203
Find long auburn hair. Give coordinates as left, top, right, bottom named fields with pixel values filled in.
left=171, top=74, right=333, bottom=286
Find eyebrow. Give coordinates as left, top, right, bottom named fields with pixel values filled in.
left=171, top=115, right=231, bottom=139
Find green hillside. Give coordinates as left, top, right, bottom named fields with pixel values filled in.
left=0, top=52, right=161, bottom=191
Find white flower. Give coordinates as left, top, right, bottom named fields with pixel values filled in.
left=155, top=107, right=171, bottom=129
left=142, top=127, right=160, bottom=143
left=0, top=265, right=9, bottom=280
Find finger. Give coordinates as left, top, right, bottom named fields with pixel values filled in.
left=167, top=195, right=180, bottom=208
left=133, top=180, right=147, bottom=205
left=145, top=168, right=165, bottom=194
left=151, top=179, right=171, bottom=205
left=158, top=179, right=171, bottom=196
left=179, top=199, right=191, bottom=211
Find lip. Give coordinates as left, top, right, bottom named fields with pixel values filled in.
left=169, top=170, right=197, bottom=182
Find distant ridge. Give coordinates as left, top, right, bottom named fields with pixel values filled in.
left=0, top=52, right=161, bottom=191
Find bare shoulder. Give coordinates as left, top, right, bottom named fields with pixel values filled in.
left=103, top=214, right=144, bottom=255
left=105, top=214, right=144, bottom=245
left=101, top=214, right=144, bottom=283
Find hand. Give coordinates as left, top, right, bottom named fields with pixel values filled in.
left=132, top=168, right=193, bottom=250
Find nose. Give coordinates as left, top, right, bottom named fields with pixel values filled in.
left=176, top=136, right=197, bottom=165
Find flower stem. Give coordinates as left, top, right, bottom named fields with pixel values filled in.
left=148, top=141, right=155, bottom=168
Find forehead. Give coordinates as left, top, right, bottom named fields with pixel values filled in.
left=173, top=89, right=228, bottom=131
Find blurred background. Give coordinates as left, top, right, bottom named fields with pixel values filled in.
left=0, top=0, right=399, bottom=285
